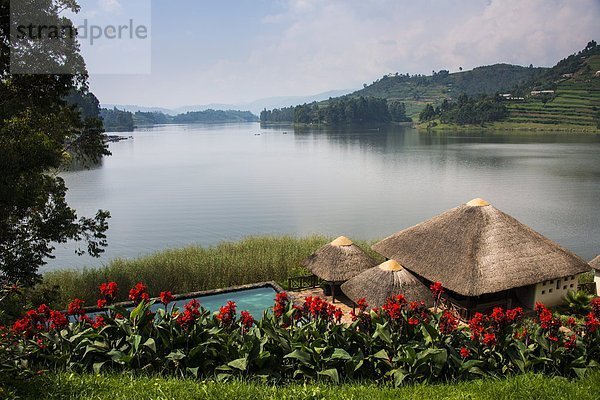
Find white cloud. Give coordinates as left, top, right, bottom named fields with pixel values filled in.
left=98, top=0, right=123, bottom=14
left=89, top=0, right=600, bottom=106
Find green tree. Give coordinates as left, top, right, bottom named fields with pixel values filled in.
left=0, top=0, right=110, bottom=286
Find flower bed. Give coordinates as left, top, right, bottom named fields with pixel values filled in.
left=2, top=282, right=600, bottom=386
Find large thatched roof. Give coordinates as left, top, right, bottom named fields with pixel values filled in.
left=590, top=256, right=600, bottom=271
left=341, top=260, right=433, bottom=308
left=301, top=236, right=377, bottom=282
left=371, top=198, right=590, bottom=297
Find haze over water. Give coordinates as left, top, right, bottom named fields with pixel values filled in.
left=44, top=123, right=600, bottom=271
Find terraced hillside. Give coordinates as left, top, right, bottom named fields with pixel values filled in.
left=504, top=54, right=600, bottom=129
left=351, top=64, right=546, bottom=118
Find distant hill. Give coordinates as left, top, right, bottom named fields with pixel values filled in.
left=102, top=89, right=355, bottom=116
left=417, top=40, right=600, bottom=130
left=501, top=41, right=600, bottom=128
left=350, top=64, right=547, bottom=117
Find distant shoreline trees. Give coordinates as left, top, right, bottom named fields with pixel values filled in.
left=419, top=94, right=508, bottom=125
left=260, top=96, right=412, bottom=124
left=99, top=109, right=258, bottom=131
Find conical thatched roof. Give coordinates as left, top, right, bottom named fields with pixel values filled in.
left=371, top=198, right=590, bottom=297
left=590, top=256, right=600, bottom=271
left=341, top=260, right=433, bottom=308
left=301, top=236, right=377, bottom=282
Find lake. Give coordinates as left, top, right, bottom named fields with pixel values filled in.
left=44, top=123, right=600, bottom=271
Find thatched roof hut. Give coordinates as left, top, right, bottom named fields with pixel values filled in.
left=341, top=260, right=433, bottom=308
left=590, top=255, right=600, bottom=271
left=371, top=198, right=590, bottom=297
left=301, top=236, right=377, bottom=283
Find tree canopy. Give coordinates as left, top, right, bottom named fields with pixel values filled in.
left=260, top=96, right=411, bottom=124
left=0, top=0, right=110, bottom=285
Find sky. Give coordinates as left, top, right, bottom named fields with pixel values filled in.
left=80, top=0, right=600, bottom=108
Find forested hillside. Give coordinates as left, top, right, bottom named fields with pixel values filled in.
left=418, top=41, right=600, bottom=130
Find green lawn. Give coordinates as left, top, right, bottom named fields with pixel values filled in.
left=4, top=372, right=600, bottom=400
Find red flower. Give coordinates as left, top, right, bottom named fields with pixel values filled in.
left=92, top=315, right=106, bottom=329
left=490, top=307, right=505, bottom=325
left=333, top=308, right=343, bottom=323
left=97, top=299, right=107, bottom=309
left=468, top=312, right=486, bottom=340
left=439, top=310, right=459, bottom=334
left=506, top=307, right=523, bottom=324
left=591, top=297, right=600, bottom=318
left=381, top=295, right=406, bottom=320
left=176, top=299, right=201, bottom=329
left=356, top=298, right=369, bottom=312
left=99, top=282, right=118, bottom=303
left=217, top=301, right=237, bottom=326
left=273, top=292, right=290, bottom=318
left=585, top=312, right=600, bottom=334
left=459, top=347, right=471, bottom=358
left=514, top=328, right=528, bottom=341
left=564, top=334, right=577, bottom=350
left=482, top=333, right=496, bottom=346
left=160, top=291, right=174, bottom=305
left=408, top=317, right=419, bottom=326
left=67, top=299, right=86, bottom=316
left=566, top=317, right=577, bottom=328
left=129, top=282, right=150, bottom=303
left=12, top=317, right=33, bottom=336
left=49, top=311, right=68, bottom=330
left=240, top=310, right=254, bottom=332
left=430, top=282, right=444, bottom=298
left=36, top=304, right=52, bottom=319
left=36, top=338, right=46, bottom=349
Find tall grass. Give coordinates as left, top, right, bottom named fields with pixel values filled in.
left=40, top=235, right=383, bottom=308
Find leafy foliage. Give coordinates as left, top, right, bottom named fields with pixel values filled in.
left=419, top=94, right=508, bottom=125
left=0, top=0, right=110, bottom=286
left=130, top=109, right=258, bottom=127
left=260, top=97, right=411, bottom=124
left=100, top=108, right=134, bottom=132
left=3, top=282, right=600, bottom=388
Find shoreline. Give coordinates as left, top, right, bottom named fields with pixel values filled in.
left=416, top=121, right=600, bottom=134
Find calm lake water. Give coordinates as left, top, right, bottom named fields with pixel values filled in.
left=44, top=123, right=600, bottom=271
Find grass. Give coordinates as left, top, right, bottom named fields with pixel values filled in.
left=4, top=371, right=600, bottom=400
left=417, top=120, right=599, bottom=133
left=40, top=235, right=384, bottom=308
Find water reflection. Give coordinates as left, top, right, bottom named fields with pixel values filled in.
left=45, top=123, right=600, bottom=271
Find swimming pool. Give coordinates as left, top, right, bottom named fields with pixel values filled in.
left=71, top=282, right=281, bottom=321
left=152, top=285, right=278, bottom=318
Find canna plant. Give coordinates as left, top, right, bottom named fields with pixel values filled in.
left=2, top=281, right=600, bottom=388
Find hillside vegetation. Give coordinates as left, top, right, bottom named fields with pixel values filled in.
left=354, top=64, right=546, bottom=117
left=503, top=51, right=600, bottom=129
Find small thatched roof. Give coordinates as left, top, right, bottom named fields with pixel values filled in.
left=372, top=198, right=590, bottom=297
left=341, top=260, right=433, bottom=308
left=301, top=236, right=377, bottom=282
left=590, top=256, right=600, bottom=271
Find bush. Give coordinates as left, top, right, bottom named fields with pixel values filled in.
left=3, top=282, right=600, bottom=388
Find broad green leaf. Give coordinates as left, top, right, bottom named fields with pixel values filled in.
left=143, top=338, right=156, bottom=353
left=93, top=361, right=107, bottom=374
left=331, top=348, right=352, bottom=361
left=284, top=349, right=312, bottom=365
left=228, top=357, right=248, bottom=371
left=318, top=368, right=340, bottom=384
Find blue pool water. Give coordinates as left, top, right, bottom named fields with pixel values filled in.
left=74, top=286, right=278, bottom=322
left=153, top=286, right=278, bottom=319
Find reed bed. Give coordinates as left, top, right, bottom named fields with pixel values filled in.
left=41, top=235, right=383, bottom=308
